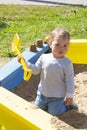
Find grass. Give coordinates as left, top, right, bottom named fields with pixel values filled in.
left=0, top=5, right=87, bottom=57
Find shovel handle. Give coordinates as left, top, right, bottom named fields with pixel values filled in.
left=20, top=58, right=32, bottom=81
left=12, top=43, right=32, bottom=81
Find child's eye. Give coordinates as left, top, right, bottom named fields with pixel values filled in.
left=55, top=43, right=59, bottom=46
left=64, top=45, right=67, bottom=47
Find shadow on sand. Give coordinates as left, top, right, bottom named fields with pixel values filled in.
left=59, top=110, right=87, bottom=129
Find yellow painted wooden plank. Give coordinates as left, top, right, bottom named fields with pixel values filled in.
left=66, top=39, right=87, bottom=64
left=0, top=87, right=54, bottom=130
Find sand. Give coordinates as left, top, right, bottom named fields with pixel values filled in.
left=11, top=64, right=87, bottom=130
left=0, top=57, right=87, bottom=130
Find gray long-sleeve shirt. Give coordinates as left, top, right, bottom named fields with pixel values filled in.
left=28, top=53, right=74, bottom=98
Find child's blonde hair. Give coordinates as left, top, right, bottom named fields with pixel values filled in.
left=49, top=28, right=70, bottom=45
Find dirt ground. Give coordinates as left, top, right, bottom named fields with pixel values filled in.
left=0, top=56, right=12, bottom=68
left=0, top=57, right=87, bottom=130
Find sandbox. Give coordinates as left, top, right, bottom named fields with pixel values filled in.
left=0, top=39, right=87, bottom=130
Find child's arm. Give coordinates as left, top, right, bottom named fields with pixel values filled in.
left=17, top=55, right=42, bottom=75
left=64, top=61, right=74, bottom=105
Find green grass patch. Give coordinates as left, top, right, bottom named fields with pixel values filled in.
left=0, top=5, right=87, bottom=57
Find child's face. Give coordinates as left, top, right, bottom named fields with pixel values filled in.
left=50, top=36, right=69, bottom=58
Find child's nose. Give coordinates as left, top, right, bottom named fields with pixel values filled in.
left=58, top=46, right=64, bottom=49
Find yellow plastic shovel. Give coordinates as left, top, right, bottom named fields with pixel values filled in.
left=12, top=33, right=32, bottom=81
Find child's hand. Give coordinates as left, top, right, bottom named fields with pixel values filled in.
left=17, top=56, right=28, bottom=67
left=17, top=56, right=22, bottom=63
left=65, top=98, right=73, bottom=106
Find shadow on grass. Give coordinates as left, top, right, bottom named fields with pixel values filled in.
left=0, top=21, right=9, bottom=29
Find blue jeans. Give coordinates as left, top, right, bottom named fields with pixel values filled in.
left=35, top=94, right=67, bottom=116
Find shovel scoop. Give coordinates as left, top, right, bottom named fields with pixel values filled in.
left=12, top=33, right=32, bottom=81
